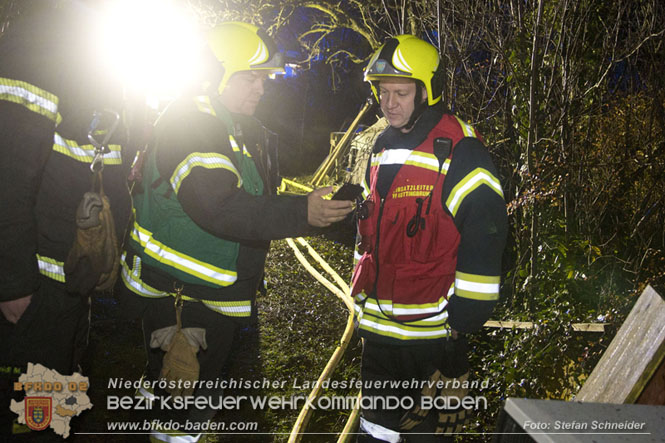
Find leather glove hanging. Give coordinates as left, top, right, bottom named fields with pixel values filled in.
left=64, top=172, right=120, bottom=294
left=157, top=289, right=203, bottom=397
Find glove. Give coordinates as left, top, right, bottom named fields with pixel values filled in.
left=159, top=328, right=202, bottom=397
left=400, top=369, right=471, bottom=434
left=150, top=326, right=207, bottom=352
left=399, top=367, right=441, bottom=431
left=400, top=336, right=471, bottom=435
left=64, top=191, right=119, bottom=294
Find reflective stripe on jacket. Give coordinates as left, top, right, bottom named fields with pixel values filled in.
left=1, top=77, right=127, bottom=287
left=351, top=114, right=477, bottom=340
left=126, top=96, right=263, bottom=315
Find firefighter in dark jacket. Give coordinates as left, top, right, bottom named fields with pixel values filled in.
left=0, top=4, right=132, bottom=439
left=116, top=22, right=352, bottom=440
left=351, top=35, right=508, bottom=442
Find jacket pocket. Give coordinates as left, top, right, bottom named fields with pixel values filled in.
left=350, top=253, right=376, bottom=298
left=387, top=260, right=454, bottom=321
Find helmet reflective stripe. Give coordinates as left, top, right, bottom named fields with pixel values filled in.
left=206, top=22, right=285, bottom=94
left=36, top=254, right=65, bottom=282
left=248, top=39, right=269, bottom=65
left=53, top=133, right=122, bottom=165
left=0, top=77, right=61, bottom=124
left=365, top=34, right=442, bottom=106
left=393, top=47, right=413, bottom=73
left=130, top=221, right=238, bottom=286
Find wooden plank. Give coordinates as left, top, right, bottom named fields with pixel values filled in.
left=482, top=321, right=606, bottom=332
left=571, top=323, right=608, bottom=332
left=484, top=321, right=534, bottom=329
left=576, top=285, right=665, bottom=403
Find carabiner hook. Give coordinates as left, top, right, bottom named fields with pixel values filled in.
left=87, top=109, right=120, bottom=173
left=406, top=198, right=426, bottom=237
left=90, top=151, right=104, bottom=174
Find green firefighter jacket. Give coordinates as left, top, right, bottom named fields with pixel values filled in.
left=121, top=94, right=313, bottom=318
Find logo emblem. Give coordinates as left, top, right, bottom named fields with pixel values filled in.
left=25, top=397, right=52, bottom=431
left=375, top=60, right=387, bottom=73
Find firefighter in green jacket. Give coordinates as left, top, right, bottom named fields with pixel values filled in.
left=117, top=21, right=353, bottom=440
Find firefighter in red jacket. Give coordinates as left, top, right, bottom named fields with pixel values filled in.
left=351, top=35, right=508, bottom=442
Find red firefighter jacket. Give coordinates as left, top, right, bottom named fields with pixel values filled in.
left=351, top=109, right=507, bottom=342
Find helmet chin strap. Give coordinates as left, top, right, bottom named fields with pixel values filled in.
left=399, top=84, right=428, bottom=132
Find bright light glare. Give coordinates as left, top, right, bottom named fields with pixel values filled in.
left=101, top=0, right=204, bottom=102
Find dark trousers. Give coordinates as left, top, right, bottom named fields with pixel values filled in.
left=0, top=278, right=90, bottom=440
left=118, top=286, right=239, bottom=425
left=357, top=338, right=469, bottom=443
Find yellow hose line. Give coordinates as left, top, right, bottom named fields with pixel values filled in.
left=337, top=391, right=362, bottom=443
left=285, top=238, right=347, bottom=301
left=282, top=178, right=314, bottom=193
left=285, top=238, right=357, bottom=443
left=296, top=237, right=352, bottom=309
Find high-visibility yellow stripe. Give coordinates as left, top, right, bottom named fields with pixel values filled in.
left=170, top=152, right=242, bottom=194
left=361, top=177, right=370, bottom=199
left=455, top=116, right=478, bottom=138
left=362, top=292, right=451, bottom=320
left=121, top=253, right=168, bottom=298
left=36, top=254, right=65, bottom=283
left=130, top=222, right=237, bottom=287
left=229, top=135, right=252, bottom=158
left=52, top=133, right=122, bottom=165
left=454, top=271, right=500, bottom=301
left=0, top=77, right=61, bottom=124
left=353, top=247, right=363, bottom=266
left=354, top=291, right=368, bottom=304
left=372, top=149, right=411, bottom=166
left=357, top=309, right=451, bottom=340
left=371, top=149, right=449, bottom=173
left=404, top=157, right=450, bottom=173
left=194, top=96, right=215, bottom=116
left=445, top=168, right=503, bottom=216
left=200, top=300, right=251, bottom=317
left=120, top=253, right=250, bottom=317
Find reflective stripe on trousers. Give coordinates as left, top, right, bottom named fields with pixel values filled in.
left=359, top=417, right=402, bottom=443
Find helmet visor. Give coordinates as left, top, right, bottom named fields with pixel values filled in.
left=365, top=57, right=412, bottom=78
